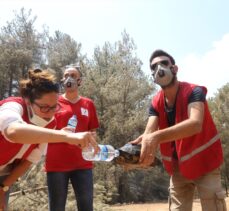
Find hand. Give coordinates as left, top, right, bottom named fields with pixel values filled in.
left=71, top=131, right=99, bottom=154
left=130, top=134, right=143, bottom=145
left=0, top=190, right=5, bottom=211
left=139, top=133, right=159, bottom=166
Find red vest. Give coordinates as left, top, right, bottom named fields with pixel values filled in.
left=152, top=82, right=223, bottom=179
left=0, top=97, right=56, bottom=165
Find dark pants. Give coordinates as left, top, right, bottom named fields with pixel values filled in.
left=47, top=169, right=93, bottom=211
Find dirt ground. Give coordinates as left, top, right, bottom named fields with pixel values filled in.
left=110, top=197, right=229, bottom=211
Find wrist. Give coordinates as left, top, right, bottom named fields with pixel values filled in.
left=151, top=131, right=161, bottom=145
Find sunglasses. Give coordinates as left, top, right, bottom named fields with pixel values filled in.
left=33, top=101, right=61, bottom=113
left=150, top=60, right=170, bottom=71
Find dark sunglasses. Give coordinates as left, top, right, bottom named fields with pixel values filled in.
left=33, top=101, right=61, bottom=113
left=150, top=60, right=170, bottom=71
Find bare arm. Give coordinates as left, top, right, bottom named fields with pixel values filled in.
left=150, top=101, right=204, bottom=143
left=3, top=122, right=98, bottom=151
left=144, top=116, right=159, bottom=134
left=131, top=115, right=159, bottom=145
left=140, top=101, right=204, bottom=164
left=1, top=160, right=32, bottom=188
left=0, top=160, right=32, bottom=209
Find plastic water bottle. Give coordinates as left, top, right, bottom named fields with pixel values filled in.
left=67, top=115, right=77, bottom=132
left=82, top=144, right=120, bottom=162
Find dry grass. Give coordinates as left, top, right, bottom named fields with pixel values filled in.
left=110, top=197, right=229, bottom=211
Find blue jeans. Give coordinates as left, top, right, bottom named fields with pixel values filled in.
left=47, top=169, right=93, bottom=211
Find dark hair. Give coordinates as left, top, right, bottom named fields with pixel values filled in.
left=149, top=49, right=176, bottom=65
left=20, top=69, right=59, bottom=102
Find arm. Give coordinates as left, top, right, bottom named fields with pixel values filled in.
left=4, top=122, right=98, bottom=150
left=1, top=160, right=32, bottom=188
left=144, top=115, right=159, bottom=134
left=0, top=160, right=32, bottom=209
left=149, top=101, right=204, bottom=144
left=131, top=115, right=159, bottom=145
left=0, top=102, right=98, bottom=151
left=140, top=101, right=204, bottom=165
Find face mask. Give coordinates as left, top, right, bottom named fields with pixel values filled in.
left=153, top=64, right=174, bottom=87
left=27, top=106, right=54, bottom=127
left=63, top=76, right=79, bottom=90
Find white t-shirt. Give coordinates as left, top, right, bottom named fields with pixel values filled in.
left=0, top=102, right=47, bottom=175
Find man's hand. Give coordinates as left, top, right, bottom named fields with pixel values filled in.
left=130, top=134, right=143, bottom=145
left=139, top=133, right=159, bottom=166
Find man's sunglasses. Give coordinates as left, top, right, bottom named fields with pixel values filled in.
left=33, top=101, right=61, bottom=113
left=150, top=60, right=170, bottom=71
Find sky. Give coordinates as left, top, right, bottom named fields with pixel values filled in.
left=0, top=0, right=229, bottom=97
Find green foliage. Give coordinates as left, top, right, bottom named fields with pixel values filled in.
left=0, top=8, right=47, bottom=98
left=81, top=31, right=153, bottom=148
left=208, top=83, right=229, bottom=193
left=47, top=30, right=84, bottom=81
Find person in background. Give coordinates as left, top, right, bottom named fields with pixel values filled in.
left=132, top=49, right=227, bottom=211
left=45, top=65, right=99, bottom=211
left=0, top=68, right=98, bottom=211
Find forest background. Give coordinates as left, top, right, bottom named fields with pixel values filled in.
left=0, top=9, right=229, bottom=211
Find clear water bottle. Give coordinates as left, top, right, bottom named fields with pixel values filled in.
left=66, top=115, right=77, bottom=132
left=82, top=144, right=120, bottom=162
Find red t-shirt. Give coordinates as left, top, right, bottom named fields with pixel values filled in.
left=45, top=96, right=99, bottom=172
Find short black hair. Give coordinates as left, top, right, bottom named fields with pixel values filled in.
left=149, top=49, right=175, bottom=65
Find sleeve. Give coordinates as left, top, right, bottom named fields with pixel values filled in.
left=88, top=101, right=99, bottom=130
left=26, top=144, right=47, bottom=164
left=149, top=104, right=159, bottom=117
left=0, top=102, right=26, bottom=132
left=188, top=86, right=206, bottom=104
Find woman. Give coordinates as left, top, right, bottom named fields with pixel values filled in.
left=0, top=69, right=98, bottom=211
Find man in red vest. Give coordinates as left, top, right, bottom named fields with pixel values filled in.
left=133, top=49, right=226, bottom=211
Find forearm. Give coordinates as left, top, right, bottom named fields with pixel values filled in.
left=2, top=160, right=32, bottom=187
left=144, top=116, right=159, bottom=134
left=154, top=118, right=202, bottom=144
left=4, top=122, right=73, bottom=144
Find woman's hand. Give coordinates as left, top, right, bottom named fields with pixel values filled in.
left=68, top=131, right=99, bottom=154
